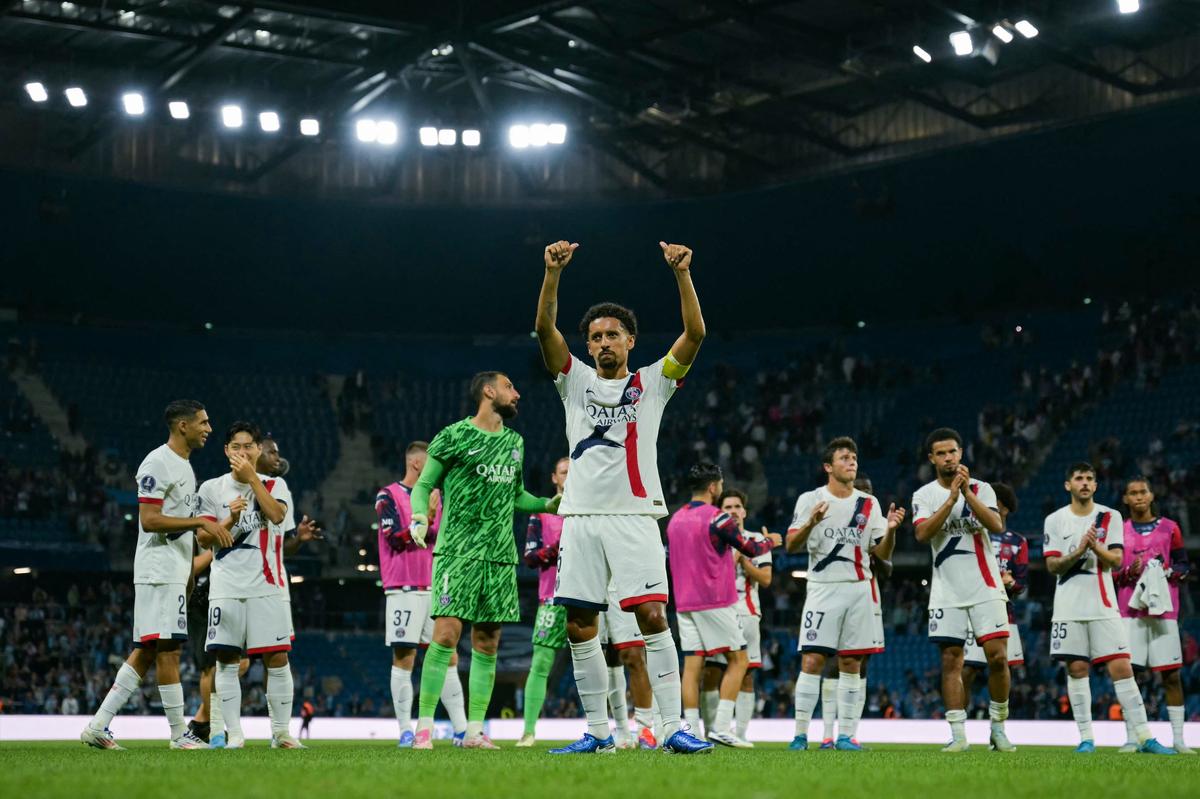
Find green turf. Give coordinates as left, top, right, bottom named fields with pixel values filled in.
left=4, top=741, right=1197, bottom=799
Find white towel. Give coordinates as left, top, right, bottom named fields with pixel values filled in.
left=1129, top=561, right=1173, bottom=616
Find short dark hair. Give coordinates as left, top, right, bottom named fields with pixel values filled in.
left=469, top=372, right=505, bottom=405
left=687, top=461, right=723, bottom=493
left=925, top=427, right=963, bottom=454
left=822, top=436, right=858, bottom=465
left=163, top=399, right=204, bottom=430
left=717, top=488, right=748, bottom=510
left=579, top=302, right=638, bottom=338
left=1124, top=476, right=1152, bottom=493
left=1065, top=461, right=1095, bottom=479
left=406, top=441, right=429, bottom=455
left=225, top=420, right=262, bottom=445
left=992, top=482, right=1019, bottom=515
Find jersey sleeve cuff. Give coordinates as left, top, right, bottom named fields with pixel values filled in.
left=138, top=497, right=164, bottom=505
left=1043, top=550, right=1062, bottom=557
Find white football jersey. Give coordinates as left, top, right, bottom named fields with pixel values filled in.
left=197, top=472, right=289, bottom=600
left=734, top=529, right=772, bottom=616
left=1044, top=504, right=1124, bottom=622
left=555, top=354, right=678, bottom=518
left=789, top=487, right=886, bottom=584
left=912, top=479, right=1006, bottom=608
left=133, top=443, right=198, bottom=585
left=270, top=478, right=295, bottom=600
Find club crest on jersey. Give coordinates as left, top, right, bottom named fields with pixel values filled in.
left=139, top=474, right=156, bottom=493
left=511, top=448, right=520, bottom=462
left=624, top=385, right=642, bottom=402
left=855, top=513, right=867, bottom=527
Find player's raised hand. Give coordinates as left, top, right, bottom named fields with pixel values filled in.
left=1077, top=528, right=1097, bottom=555
left=544, top=240, right=579, bottom=272
left=297, top=514, right=323, bottom=543
left=228, top=496, right=248, bottom=523
left=886, top=502, right=906, bottom=531
left=230, top=452, right=256, bottom=483
left=1001, top=571, right=1015, bottom=587
left=808, top=500, right=830, bottom=528
left=956, top=464, right=971, bottom=487
left=544, top=494, right=563, bottom=515
left=659, top=241, right=693, bottom=272
left=949, top=472, right=966, bottom=499
left=765, top=531, right=784, bottom=547
left=199, top=518, right=234, bottom=550
left=410, top=512, right=430, bottom=549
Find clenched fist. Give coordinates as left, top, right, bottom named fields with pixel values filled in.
left=659, top=241, right=693, bottom=272
left=544, top=240, right=579, bottom=272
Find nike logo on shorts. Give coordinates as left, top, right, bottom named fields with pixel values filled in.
left=644, top=581, right=662, bottom=590
left=276, top=636, right=290, bottom=641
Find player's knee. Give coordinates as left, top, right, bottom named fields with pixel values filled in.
left=1162, top=669, right=1182, bottom=688
left=940, top=647, right=963, bottom=672
left=986, top=649, right=1008, bottom=671
left=618, top=647, right=643, bottom=669
left=633, top=603, right=668, bottom=633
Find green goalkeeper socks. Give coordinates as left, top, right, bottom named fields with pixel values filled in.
left=523, top=645, right=556, bottom=735
left=468, top=649, right=498, bottom=723
left=418, top=642, right=454, bottom=719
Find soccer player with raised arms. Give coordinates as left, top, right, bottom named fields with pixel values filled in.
left=535, top=239, right=713, bottom=754
left=1044, top=463, right=1174, bottom=755
left=81, top=400, right=233, bottom=750
left=912, top=428, right=1013, bottom=753
left=786, top=437, right=901, bottom=752
left=407, top=373, right=560, bottom=750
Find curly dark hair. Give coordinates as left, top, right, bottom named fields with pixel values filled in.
left=578, top=302, right=638, bottom=338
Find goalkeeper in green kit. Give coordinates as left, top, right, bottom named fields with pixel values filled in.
left=409, top=371, right=560, bottom=750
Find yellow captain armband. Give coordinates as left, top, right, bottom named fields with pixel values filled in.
left=662, top=352, right=691, bottom=380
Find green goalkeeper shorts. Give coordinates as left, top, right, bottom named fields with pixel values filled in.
left=431, top=554, right=520, bottom=624
left=532, top=602, right=568, bottom=649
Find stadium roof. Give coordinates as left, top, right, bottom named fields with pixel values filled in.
left=2, top=0, right=1200, bottom=202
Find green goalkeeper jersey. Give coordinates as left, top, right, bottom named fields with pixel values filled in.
left=423, top=417, right=527, bottom=564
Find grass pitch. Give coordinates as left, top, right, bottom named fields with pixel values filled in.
left=5, top=741, right=1198, bottom=799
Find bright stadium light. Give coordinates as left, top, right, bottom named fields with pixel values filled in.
left=949, top=30, right=973, bottom=56
left=438, top=128, right=456, bottom=146
left=528, top=123, right=549, bottom=146
left=168, top=100, right=190, bottom=119
left=121, top=92, right=145, bottom=116
left=1118, top=0, right=1139, bottom=13
left=912, top=45, right=932, bottom=63
left=509, top=124, right=530, bottom=148
left=419, top=126, right=438, bottom=146
left=25, top=82, right=49, bottom=102
left=65, top=87, right=87, bottom=107
left=992, top=25, right=1013, bottom=43
left=13, top=567, right=32, bottom=575
left=1015, top=19, right=1038, bottom=38
left=376, top=120, right=398, bottom=145
left=221, top=104, right=243, bottom=128
left=462, top=129, right=481, bottom=147
left=299, top=117, right=320, bottom=136
left=356, top=118, right=378, bottom=142
left=259, top=111, right=280, bottom=132
left=547, top=123, right=567, bottom=144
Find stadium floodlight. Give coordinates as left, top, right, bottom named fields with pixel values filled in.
left=259, top=111, right=280, bottom=132
left=419, top=126, right=438, bottom=146
left=168, top=100, right=190, bottom=119
left=25, top=82, right=49, bottom=102
left=1118, top=0, right=1139, bottom=13
left=509, top=124, right=530, bottom=148
left=528, top=123, right=549, bottom=147
left=438, top=128, right=456, bottom=146
left=121, top=92, right=145, bottom=116
left=992, top=24, right=1013, bottom=43
left=65, top=87, right=87, bottom=107
left=1015, top=19, right=1038, bottom=38
left=949, top=30, right=973, bottom=56
left=221, top=104, right=243, bottom=128
left=912, top=45, right=932, bottom=63
left=462, top=129, right=481, bottom=147
left=376, top=120, right=398, bottom=145
left=356, top=118, right=378, bottom=142
left=13, top=567, right=32, bottom=575
left=547, top=123, right=567, bottom=144
left=299, top=117, right=320, bottom=136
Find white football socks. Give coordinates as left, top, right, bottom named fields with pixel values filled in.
left=837, top=673, right=862, bottom=740
left=793, top=672, right=821, bottom=737
left=215, top=661, right=244, bottom=740
left=643, top=631, right=682, bottom=739
left=607, top=666, right=630, bottom=741
left=821, top=677, right=839, bottom=740
left=1113, top=677, right=1150, bottom=744
left=1067, top=675, right=1093, bottom=742
left=209, top=685, right=224, bottom=734
left=946, top=708, right=967, bottom=743
left=391, top=665, right=413, bottom=734
left=714, top=698, right=735, bottom=736
left=701, top=689, right=719, bottom=736
left=734, top=690, right=755, bottom=740
left=440, top=667, right=468, bottom=734
left=989, top=699, right=1009, bottom=735
left=266, top=665, right=294, bottom=738
left=159, top=682, right=186, bottom=740
left=569, top=636, right=611, bottom=740
left=91, top=663, right=141, bottom=731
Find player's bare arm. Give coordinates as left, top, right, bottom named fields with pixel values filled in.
left=871, top=503, right=905, bottom=561
left=957, top=465, right=1003, bottom=533
left=741, top=533, right=774, bottom=586
left=1046, top=529, right=1095, bottom=575
left=786, top=501, right=828, bottom=551
left=914, top=479, right=961, bottom=543
left=139, top=503, right=232, bottom=549
left=192, top=549, right=214, bottom=580
left=231, top=452, right=285, bottom=524
left=1090, top=528, right=1123, bottom=569
left=535, top=240, right=578, bottom=374
left=662, top=242, right=705, bottom=371
left=284, top=515, right=323, bottom=556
